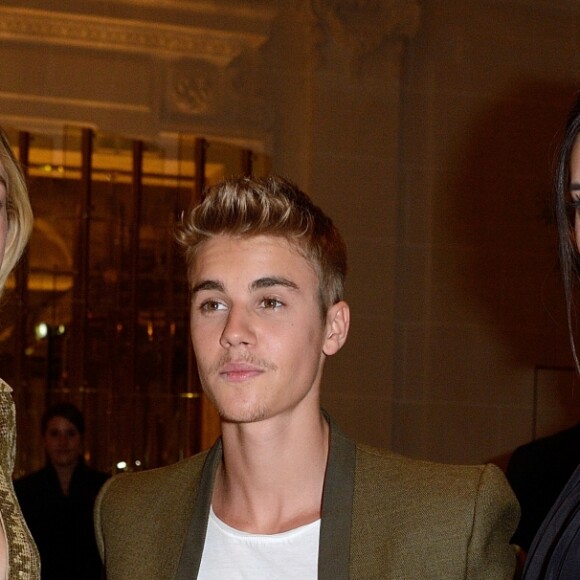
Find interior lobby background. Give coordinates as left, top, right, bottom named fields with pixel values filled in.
left=0, top=0, right=579, bottom=472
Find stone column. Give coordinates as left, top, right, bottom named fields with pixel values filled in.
left=267, top=0, right=420, bottom=446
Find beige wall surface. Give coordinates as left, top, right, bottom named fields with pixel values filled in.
left=1, top=0, right=579, bottom=466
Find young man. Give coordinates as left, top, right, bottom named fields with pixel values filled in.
left=95, top=176, right=519, bottom=579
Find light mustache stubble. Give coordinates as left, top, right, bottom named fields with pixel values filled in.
left=209, top=352, right=279, bottom=376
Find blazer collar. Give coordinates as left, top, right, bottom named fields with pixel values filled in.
left=175, top=438, right=222, bottom=580
left=174, top=411, right=356, bottom=579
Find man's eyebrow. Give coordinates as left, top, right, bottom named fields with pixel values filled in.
left=571, top=183, right=580, bottom=191
left=191, top=277, right=300, bottom=294
left=190, top=280, right=224, bottom=294
left=250, top=277, right=299, bottom=291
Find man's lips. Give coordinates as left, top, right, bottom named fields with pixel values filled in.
left=219, top=363, right=265, bottom=382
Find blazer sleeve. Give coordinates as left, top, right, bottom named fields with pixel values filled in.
left=466, top=463, right=520, bottom=579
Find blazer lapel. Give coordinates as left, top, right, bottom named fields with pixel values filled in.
left=173, top=414, right=355, bottom=580
left=174, top=439, right=222, bottom=580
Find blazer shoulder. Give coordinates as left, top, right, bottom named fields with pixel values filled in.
left=95, top=450, right=213, bottom=579
left=353, top=443, right=518, bottom=531
left=350, top=445, right=519, bottom=579
left=355, top=443, right=508, bottom=489
left=97, top=450, right=210, bottom=523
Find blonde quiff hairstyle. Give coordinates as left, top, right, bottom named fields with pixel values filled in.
left=0, top=128, right=33, bottom=293
left=176, top=175, right=347, bottom=315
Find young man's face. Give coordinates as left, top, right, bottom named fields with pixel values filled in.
left=189, top=234, right=347, bottom=425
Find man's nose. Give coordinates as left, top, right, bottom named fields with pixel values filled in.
left=219, top=305, right=255, bottom=348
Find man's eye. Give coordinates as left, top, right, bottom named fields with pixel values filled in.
left=200, top=300, right=226, bottom=312
left=261, top=297, right=283, bottom=309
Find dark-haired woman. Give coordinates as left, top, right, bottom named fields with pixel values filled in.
left=523, top=95, right=580, bottom=579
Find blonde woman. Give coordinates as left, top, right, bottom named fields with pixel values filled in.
left=0, top=127, right=39, bottom=578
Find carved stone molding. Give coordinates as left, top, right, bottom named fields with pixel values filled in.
left=169, top=62, right=215, bottom=115
left=165, top=57, right=273, bottom=139
left=0, top=6, right=269, bottom=66
left=311, top=0, right=421, bottom=58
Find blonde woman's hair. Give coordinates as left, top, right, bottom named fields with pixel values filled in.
left=176, top=175, right=347, bottom=316
left=0, top=128, right=33, bottom=293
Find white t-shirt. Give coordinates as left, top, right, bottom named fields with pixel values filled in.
left=197, top=507, right=320, bottom=579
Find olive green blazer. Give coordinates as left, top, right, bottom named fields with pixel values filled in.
left=95, top=415, right=519, bottom=579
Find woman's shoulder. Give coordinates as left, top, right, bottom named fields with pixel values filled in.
left=524, top=464, right=580, bottom=579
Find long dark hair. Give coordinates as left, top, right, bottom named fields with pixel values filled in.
left=555, top=96, right=580, bottom=369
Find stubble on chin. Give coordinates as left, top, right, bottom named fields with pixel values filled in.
left=217, top=404, right=268, bottom=424
left=206, top=388, right=269, bottom=424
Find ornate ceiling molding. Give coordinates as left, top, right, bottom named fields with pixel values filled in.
left=0, top=6, right=269, bottom=66
left=311, top=0, right=421, bottom=58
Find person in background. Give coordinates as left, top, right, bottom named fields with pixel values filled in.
left=0, top=126, right=39, bottom=579
left=95, top=175, right=519, bottom=579
left=522, top=94, right=580, bottom=579
left=15, top=403, right=108, bottom=580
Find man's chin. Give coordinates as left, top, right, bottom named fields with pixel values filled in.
left=218, top=405, right=268, bottom=424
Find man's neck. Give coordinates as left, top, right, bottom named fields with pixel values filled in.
left=213, top=407, right=329, bottom=535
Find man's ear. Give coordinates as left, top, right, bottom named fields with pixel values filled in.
left=323, top=301, right=350, bottom=356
